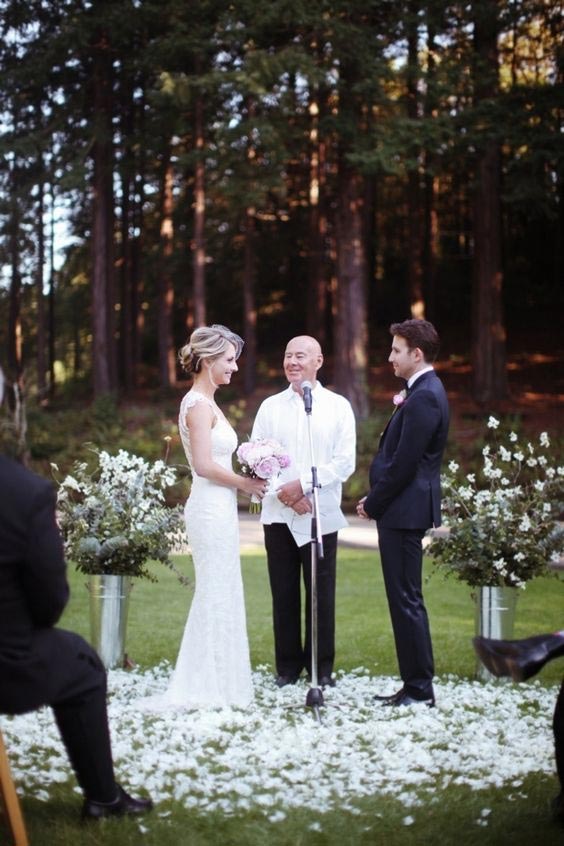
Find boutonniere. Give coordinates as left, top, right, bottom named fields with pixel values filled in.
left=392, top=389, right=407, bottom=407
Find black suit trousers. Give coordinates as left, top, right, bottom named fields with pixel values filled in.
left=554, top=679, right=564, bottom=793
left=377, top=525, right=434, bottom=699
left=263, top=523, right=337, bottom=679
left=1, top=629, right=117, bottom=803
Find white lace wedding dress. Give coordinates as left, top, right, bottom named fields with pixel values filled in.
left=141, top=390, right=253, bottom=710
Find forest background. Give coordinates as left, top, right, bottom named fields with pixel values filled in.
left=0, top=0, right=563, bottom=487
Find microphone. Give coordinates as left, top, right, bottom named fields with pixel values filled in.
left=301, top=380, right=313, bottom=413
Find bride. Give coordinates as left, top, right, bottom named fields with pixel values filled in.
left=149, top=324, right=266, bottom=709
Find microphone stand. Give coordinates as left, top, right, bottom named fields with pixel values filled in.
left=303, top=386, right=325, bottom=723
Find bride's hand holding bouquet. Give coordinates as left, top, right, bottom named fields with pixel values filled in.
left=237, top=438, right=291, bottom=513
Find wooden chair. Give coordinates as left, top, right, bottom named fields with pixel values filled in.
left=0, top=728, right=29, bottom=846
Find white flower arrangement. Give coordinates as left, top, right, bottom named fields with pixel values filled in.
left=429, top=418, right=564, bottom=588
left=54, top=448, right=186, bottom=582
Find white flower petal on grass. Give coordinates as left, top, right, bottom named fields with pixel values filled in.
left=0, top=667, right=557, bottom=818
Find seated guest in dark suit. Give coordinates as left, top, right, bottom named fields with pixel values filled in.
left=0, top=368, right=152, bottom=820
left=474, top=632, right=564, bottom=826
left=357, top=319, right=450, bottom=708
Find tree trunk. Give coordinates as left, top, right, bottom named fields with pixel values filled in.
left=334, top=164, right=369, bottom=418
left=36, top=165, right=47, bottom=397
left=48, top=185, right=56, bottom=396
left=7, top=162, right=22, bottom=381
left=130, top=80, right=147, bottom=382
left=192, top=95, right=206, bottom=328
left=422, top=9, right=439, bottom=322
left=157, top=152, right=176, bottom=388
left=406, top=0, right=425, bottom=319
left=118, top=72, right=135, bottom=393
left=471, top=0, right=509, bottom=402
left=242, top=208, right=257, bottom=395
left=91, top=27, right=116, bottom=396
left=306, top=94, right=328, bottom=346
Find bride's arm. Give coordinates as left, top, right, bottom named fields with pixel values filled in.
left=186, top=403, right=265, bottom=497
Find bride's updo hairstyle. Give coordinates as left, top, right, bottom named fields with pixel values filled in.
left=179, top=324, right=244, bottom=374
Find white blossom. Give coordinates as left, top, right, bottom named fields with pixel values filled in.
left=498, top=446, right=512, bottom=462
left=513, top=551, right=525, bottom=562
left=487, top=416, right=499, bottom=429
left=0, top=667, right=558, bottom=818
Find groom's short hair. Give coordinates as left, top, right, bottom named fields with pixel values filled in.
left=390, top=319, right=440, bottom=363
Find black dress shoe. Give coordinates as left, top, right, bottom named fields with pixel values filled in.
left=379, top=689, right=435, bottom=708
left=82, top=785, right=154, bottom=820
left=275, top=674, right=300, bottom=688
left=374, top=687, right=404, bottom=703
left=552, top=792, right=564, bottom=826
left=473, top=634, right=564, bottom=682
left=319, top=675, right=336, bottom=688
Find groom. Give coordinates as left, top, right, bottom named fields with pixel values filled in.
left=357, top=319, right=449, bottom=707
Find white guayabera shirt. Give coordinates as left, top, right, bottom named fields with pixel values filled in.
left=251, top=381, right=356, bottom=546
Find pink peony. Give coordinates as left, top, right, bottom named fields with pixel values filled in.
left=237, top=437, right=291, bottom=477
left=254, top=456, right=281, bottom=479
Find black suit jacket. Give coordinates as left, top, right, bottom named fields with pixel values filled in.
left=0, top=456, right=69, bottom=711
left=363, top=370, right=449, bottom=529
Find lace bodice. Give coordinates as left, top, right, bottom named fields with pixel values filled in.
left=178, top=390, right=237, bottom=476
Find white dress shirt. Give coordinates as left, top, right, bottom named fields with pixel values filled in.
left=407, top=365, right=434, bottom=389
left=251, top=382, right=356, bottom=546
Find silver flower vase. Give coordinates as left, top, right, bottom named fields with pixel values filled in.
left=88, top=575, right=133, bottom=669
left=474, top=585, right=519, bottom=682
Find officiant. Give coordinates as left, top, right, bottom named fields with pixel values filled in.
left=251, top=336, right=356, bottom=689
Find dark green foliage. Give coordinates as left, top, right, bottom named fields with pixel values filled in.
left=0, top=0, right=562, bottom=400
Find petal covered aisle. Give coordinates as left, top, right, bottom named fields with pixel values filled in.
left=1, top=666, right=557, bottom=820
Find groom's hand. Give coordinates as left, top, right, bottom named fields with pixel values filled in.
left=356, top=496, right=369, bottom=519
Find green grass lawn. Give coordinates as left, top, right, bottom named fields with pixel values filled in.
left=3, top=548, right=563, bottom=846
left=60, top=547, right=564, bottom=686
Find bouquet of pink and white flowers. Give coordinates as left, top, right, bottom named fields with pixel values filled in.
left=237, top=438, right=291, bottom=513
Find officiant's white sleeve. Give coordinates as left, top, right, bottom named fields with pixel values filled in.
left=302, top=392, right=356, bottom=492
